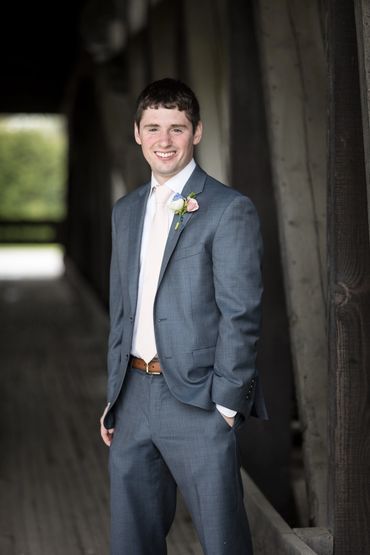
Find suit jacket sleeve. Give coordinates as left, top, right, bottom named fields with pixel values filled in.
left=211, top=194, right=263, bottom=416
left=107, top=205, right=124, bottom=403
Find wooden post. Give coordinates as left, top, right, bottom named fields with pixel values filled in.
left=66, top=67, right=112, bottom=305
left=355, top=0, right=370, bottom=243
left=256, top=0, right=328, bottom=525
left=229, top=0, right=295, bottom=521
left=327, top=1, right=370, bottom=553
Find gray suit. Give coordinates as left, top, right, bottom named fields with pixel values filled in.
left=105, top=165, right=267, bottom=554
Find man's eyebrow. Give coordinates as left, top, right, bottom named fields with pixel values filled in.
left=142, top=123, right=188, bottom=128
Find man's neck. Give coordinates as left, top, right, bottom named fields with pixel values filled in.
left=151, top=159, right=196, bottom=192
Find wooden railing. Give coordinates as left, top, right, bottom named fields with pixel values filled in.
left=0, top=220, right=66, bottom=244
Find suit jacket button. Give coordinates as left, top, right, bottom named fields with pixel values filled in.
left=246, top=394, right=250, bottom=400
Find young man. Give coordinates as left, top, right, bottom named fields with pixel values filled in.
left=100, top=78, right=267, bottom=555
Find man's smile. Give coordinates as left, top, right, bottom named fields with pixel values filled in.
left=155, top=151, right=176, bottom=159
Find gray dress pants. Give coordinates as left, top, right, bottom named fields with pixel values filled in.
left=109, top=366, right=253, bottom=555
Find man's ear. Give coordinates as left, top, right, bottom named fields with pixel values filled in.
left=193, top=121, right=203, bottom=145
left=134, top=123, right=142, bottom=145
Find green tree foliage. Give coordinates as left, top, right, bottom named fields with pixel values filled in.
left=0, top=124, right=66, bottom=221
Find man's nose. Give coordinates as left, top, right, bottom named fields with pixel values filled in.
left=157, top=131, right=171, bottom=146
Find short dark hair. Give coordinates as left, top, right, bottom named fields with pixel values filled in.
left=135, top=78, right=201, bottom=132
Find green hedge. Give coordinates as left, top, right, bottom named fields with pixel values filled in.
left=0, top=122, right=66, bottom=221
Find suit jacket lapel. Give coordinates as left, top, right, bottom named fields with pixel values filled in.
left=127, top=184, right=151, bottom=312
left=157, top=166, right=207, bottom=287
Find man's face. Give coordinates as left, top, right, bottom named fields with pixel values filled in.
left=134, top=107, right=202, bottom=184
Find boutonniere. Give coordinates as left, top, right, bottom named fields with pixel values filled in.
left=169, top=192, right=199, bottom=230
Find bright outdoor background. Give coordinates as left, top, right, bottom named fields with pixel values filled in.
left=0, top=115, right=66, bottom=278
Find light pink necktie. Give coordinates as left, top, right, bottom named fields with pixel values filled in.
left=135, top=185, right=173, bottom=363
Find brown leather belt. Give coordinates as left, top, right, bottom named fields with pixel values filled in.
left=130, top=356, right=162, bottom=375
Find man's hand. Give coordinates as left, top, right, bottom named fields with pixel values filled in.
left=100, top=403, right=115, bottom=446
left=221, top=414, right=235, bottom=428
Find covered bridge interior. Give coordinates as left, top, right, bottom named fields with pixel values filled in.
left=0, top=1, right=369, bottom=554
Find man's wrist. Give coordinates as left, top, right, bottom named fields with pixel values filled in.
left=216, top=404, right=237, bottom=418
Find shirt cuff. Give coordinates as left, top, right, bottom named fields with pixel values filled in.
left=216, top=404, right=237, bottom=418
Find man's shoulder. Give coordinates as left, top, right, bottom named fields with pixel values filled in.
left=202, top=172, right=251, bottom=206
left=204, top=174, right=240, bottom=196
left=199, top=171, right=259, bottom=230
left=113, top=183, right=149, bottom=214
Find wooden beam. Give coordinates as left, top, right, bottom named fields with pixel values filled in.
left=229, top=0, right=295, bottom=521
left=244, top=472, right=331, bottom=555
left=183, top=0, right=230, bottom=183
left=355, top=0, right=370, bottom=242
left=256, top=0, right=328, bottom=525
left=0, top=220, right=65, bottom=244
left=148, top=0, right=179, bottom=80
left=293, top=528, right=333, bottom=555
left=327, top=1, right=370, bottom=553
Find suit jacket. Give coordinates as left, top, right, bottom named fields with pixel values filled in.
left=104, top=165, right=268, bottom=429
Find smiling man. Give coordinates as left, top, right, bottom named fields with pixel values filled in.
left=134, top=104, right=202, bottom=183
left=100, top=78, right=267, bottom=555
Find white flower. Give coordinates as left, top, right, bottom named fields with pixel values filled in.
left=169, top=194, right=185, bottom=212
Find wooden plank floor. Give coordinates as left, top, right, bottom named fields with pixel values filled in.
left=0, top=274, right=202, bottom=555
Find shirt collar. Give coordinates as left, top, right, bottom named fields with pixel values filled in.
left=150, top=159, right=196, bottom=198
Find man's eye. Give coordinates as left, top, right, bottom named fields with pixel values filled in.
left=148, top=128, right=158, bottom=132
left=172, top=128, right=183, bottom=133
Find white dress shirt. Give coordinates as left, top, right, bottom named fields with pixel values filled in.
left=131, top=159, right=236, bottom=418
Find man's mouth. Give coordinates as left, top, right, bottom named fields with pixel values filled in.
left=155, top=151, right=176, bottom=159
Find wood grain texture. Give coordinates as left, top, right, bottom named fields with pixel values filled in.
left=293, top=527, right=333, bottom=555
left=327, top=0, right=370, bottom=553
left=355, top=0, right=370, bottom=243
left=256, top=0, right=328, bottom=525
left=244, top=473, right=329, bottom=555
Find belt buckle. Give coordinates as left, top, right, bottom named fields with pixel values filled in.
left=145, top=361, right=161, bottom=375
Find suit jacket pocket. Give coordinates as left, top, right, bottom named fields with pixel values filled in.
left=172, top=244, right=204, bottom=262
left=192, top=346, right=216, bottom=367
